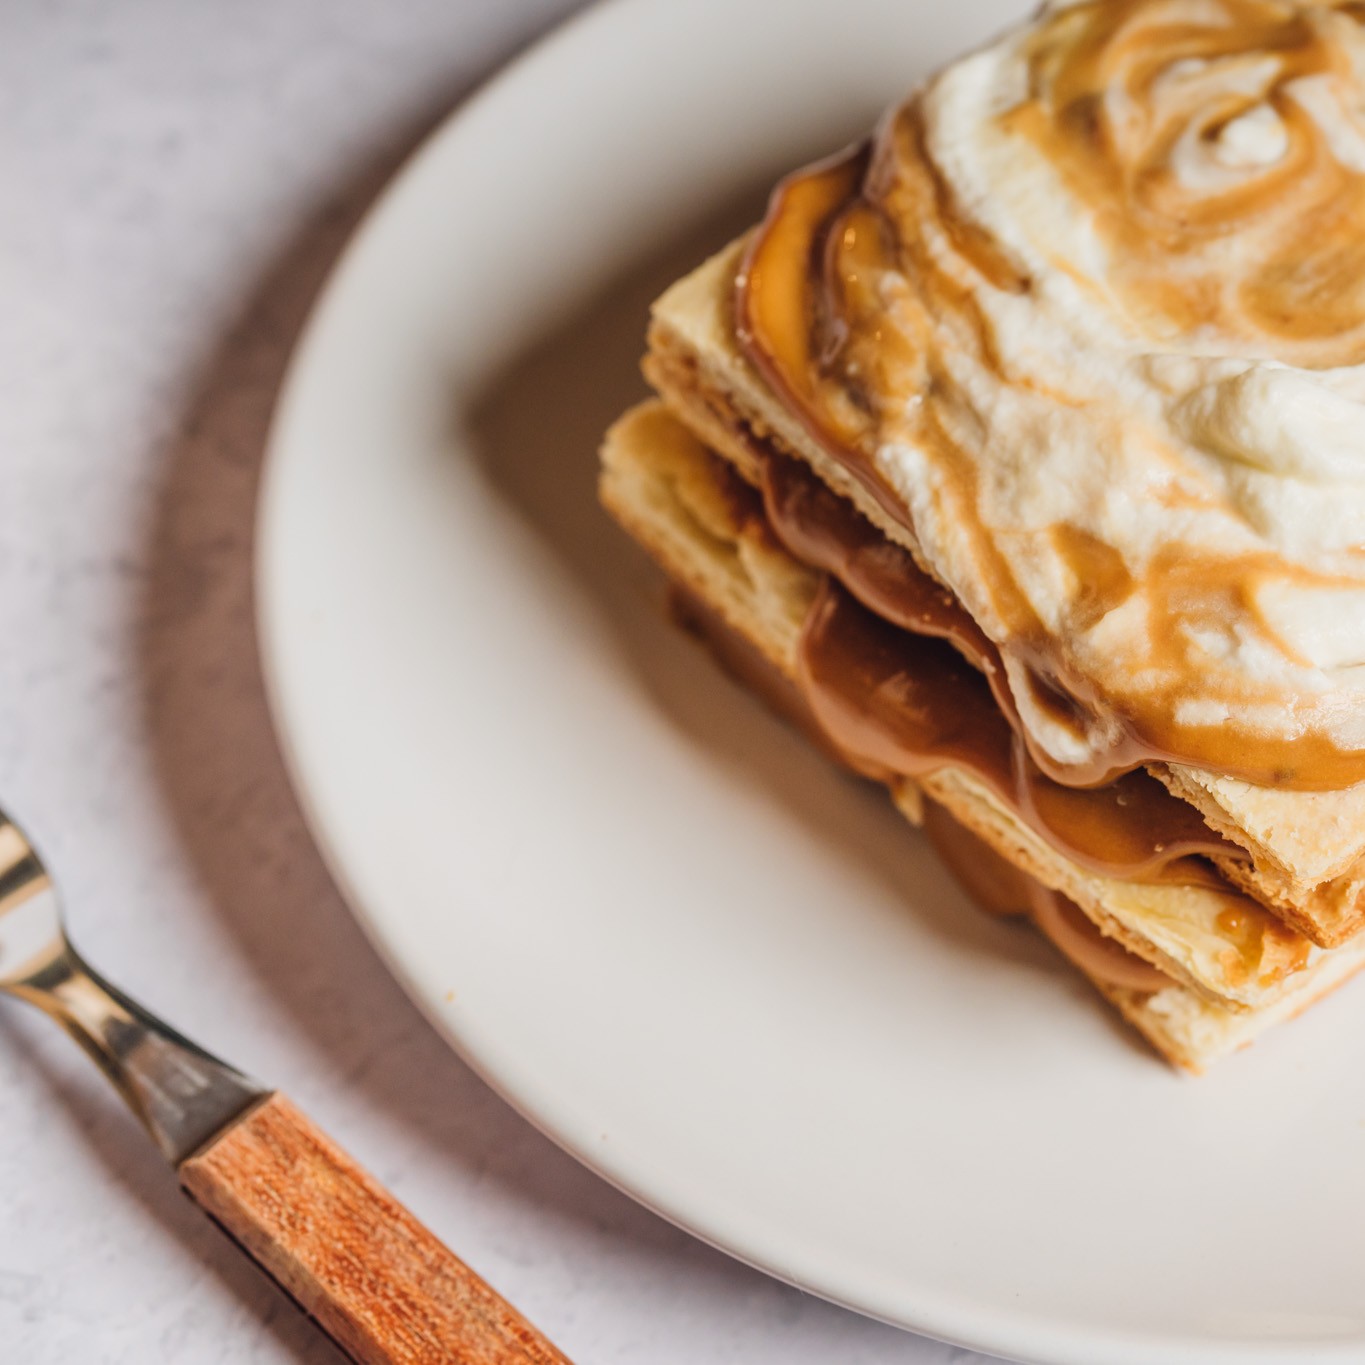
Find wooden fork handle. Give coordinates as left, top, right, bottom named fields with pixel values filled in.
left=179, top=1092, right=572, bottom=1364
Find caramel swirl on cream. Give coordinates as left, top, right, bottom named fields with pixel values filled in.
left=1007, top=0, right=1365, bottom=361
left=738, top=0, right=1365, bottom=789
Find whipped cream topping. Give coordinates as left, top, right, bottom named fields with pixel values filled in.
left=763, top=0, right=1365, bottom=784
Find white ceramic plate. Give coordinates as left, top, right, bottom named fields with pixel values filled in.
left=257, top=3, right=1365, bottom=1362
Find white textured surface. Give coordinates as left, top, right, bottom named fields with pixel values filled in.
left=0, top=4, right=995, bottom=1362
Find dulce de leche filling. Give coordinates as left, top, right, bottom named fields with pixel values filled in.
left=735, top=0, right=1365, bottom=791
left=760, top=446, right=1244, bottom=890
left=922, top=800, right=1173, bottom=993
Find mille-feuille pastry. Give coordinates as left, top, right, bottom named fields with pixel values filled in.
left=601, top=403, right=1365, bottom=1070
left=600, top=0, right=1365, bottom=1068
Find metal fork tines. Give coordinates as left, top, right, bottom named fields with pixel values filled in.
left=0, top=813, right=264, bottom=1163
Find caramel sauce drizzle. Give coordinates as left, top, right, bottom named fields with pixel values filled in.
left=757, top=446, right=1249, bottom=883
left=735, top=0, right=1365, bottom=791
left=796, top=575, right=1239, bottom=887
left=1011, top=0, right=1365, bottom=359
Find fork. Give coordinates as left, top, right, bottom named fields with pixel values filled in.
left=0, top=810, right=572, bottom=1364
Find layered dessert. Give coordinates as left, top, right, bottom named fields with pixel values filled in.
left=599, top=0, right=1365, bottom=1070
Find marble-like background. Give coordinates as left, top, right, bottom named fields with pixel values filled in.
left=0, top=4, right=1000, bottom=1360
